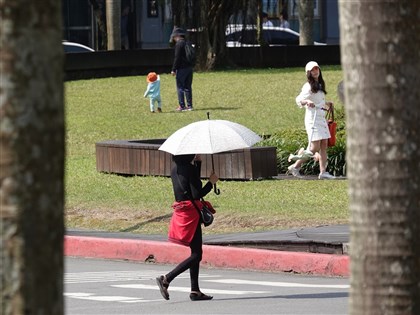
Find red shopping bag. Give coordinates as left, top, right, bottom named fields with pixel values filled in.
left=327, top=106, right=337, bottom=147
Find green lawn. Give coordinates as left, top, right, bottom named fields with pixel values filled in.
left=65, top=66, right=349, bottom=234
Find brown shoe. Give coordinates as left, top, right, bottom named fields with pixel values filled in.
left=157, top=108, right=162, bottom=113
left=156, top=276, right=169, bottom=300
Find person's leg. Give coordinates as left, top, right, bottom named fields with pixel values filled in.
left=187, top=224, right=212, bottom=300
left=165, top=223, right=202, bottom=284
left=189, top=224, right=202, bottom=292
left=292, top=158, right=303, bottom=170
left=176, top=87, right=185, bottom=108
left=291, top=141, right=320, bottom=169
left=157, top=95, right=162, bottom=112
left=318, top=139, right=328, bottom=173
left=156, top=222, right=202, bottom=300
left=150, top=98, right=155, bottom=112
left=309, top=140, right=321, bottom=156
left=184, top=68, right=193, bottom=108
left=176, top=69, right=187, bottom=108
left=318, top=139, right=335, bottom=178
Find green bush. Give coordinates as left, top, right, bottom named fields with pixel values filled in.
left=260, top=107, right=347, bottom=176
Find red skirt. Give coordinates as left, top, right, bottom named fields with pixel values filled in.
left=168, top=200, right=200, bottom=246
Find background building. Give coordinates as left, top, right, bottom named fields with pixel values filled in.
left=61, top=0, right=340, bottom=50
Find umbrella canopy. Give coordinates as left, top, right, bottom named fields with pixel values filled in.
left=158, top=119, right=261, bottom=155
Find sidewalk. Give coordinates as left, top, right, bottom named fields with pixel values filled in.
left=65, top=225, right=349, bottom=277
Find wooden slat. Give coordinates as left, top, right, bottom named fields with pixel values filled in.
left=95, top=140, right=277, bottom=180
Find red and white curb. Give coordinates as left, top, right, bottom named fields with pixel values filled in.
left=65, top=236, right=349, bottom=277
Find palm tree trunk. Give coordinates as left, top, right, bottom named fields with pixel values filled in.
left=0, top=1, right=65, bottom=314
left=339, top=0, right=420, bottom=314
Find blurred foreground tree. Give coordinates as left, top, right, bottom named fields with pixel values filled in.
left=339, top=0, right=420, bottom=314
left=0, top=1, right=65, bottom=314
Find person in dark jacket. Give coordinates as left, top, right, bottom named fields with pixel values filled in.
left=170, top=27, right=194, bottom=111
left=156, top=154, right=218, bottom=301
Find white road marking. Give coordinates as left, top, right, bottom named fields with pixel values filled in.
left=64, top=292, right=159, bottom=303
left=112, top=284, right=269, bottom=295
left=65, top=271, right=217, bottom=284
left=205, top=279, right=349, bottom=289
left=65, top=271, right=348, bottom=305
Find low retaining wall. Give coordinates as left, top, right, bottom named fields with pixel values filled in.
left=65, top=46, right=340, bottom=80
left=96, top=139, right=277, bottom=180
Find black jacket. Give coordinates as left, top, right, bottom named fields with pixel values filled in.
left=172, top=39, right=191, bottom=72
left=171, top=160, right=212, bottom=201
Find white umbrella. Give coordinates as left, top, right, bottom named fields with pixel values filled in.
left=159, top=115, right=261, bottom=194
left=158, top=119, right=261, bottom=155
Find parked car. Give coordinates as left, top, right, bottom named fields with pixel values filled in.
left=62, top=41, right=95, bottom=53
left=226, top=25, right=326, bottom=46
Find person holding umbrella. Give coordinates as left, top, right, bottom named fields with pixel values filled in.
left=156, top=154, right=218, bottom=301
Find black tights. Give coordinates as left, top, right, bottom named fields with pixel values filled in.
left=165, top=224, right=203, bottom=292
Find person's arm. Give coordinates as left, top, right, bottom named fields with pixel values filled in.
left=171, top=41, right=183, bottom=73
left=325, top=101, right=333, bottom=110
left=189, top=159, right=218, bottom=199
left=144, top=84, right=151, bottom=97
left=295, top=83, right=312, bottom=108
left=189, top=165, right=212, bottom=199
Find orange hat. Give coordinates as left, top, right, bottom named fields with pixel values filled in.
left=147, top=72, right=158, bottom=83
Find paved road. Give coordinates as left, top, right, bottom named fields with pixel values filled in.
left=65, top=257, right=349, bottom=315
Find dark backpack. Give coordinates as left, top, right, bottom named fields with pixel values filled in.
left=184, top=42, right=196, bottom=66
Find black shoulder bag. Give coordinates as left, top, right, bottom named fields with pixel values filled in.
left=176, top=174, right=214, bottom=227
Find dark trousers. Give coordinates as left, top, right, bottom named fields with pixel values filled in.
left=165, top=223, right=202, bottom=292
left=176, top=67, right=193, bottom=108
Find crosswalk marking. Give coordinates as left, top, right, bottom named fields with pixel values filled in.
left=64, top=292, right=161, bottom=303
left=205, top=279, right=349, bottom=289
left=112, top=284, right=269, bottom=295
left=65, top=271, right=217, bottom=284
left=65, top=271, right=349, bottom=305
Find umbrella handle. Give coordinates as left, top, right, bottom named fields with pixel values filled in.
left=213, top=183, right=220, bottom=195
left=210, top=154, right=219, bottom=194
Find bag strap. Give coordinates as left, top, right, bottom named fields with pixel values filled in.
left=327, top=104, right=335, bottom=121
left=175, top=172, right=203, bottom=216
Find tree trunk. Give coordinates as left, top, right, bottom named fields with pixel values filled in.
left=0, top=1, right=65, bottom=315
left=89, top=0, right=107, bottom=50
left=206, top=0, right=254, bottom=69
left=106, top=0, right=121, bottom=50
left=339, top=1, right=420, bottom=314
left=298, top=0, right=314, bottom=45
left=171, top=0, right=188, bottom=28
left=170, top=0, right=258, bottom=69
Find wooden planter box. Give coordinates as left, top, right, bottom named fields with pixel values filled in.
left=96, top=139, right=277, bottom=180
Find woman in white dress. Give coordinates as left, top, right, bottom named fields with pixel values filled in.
left=288, top=61, right=335, bottom=179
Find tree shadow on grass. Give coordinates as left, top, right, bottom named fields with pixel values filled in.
left=120, top=213, right=172, bottom=232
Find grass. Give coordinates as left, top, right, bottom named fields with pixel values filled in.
left=65, top=66, right=349, bottom=235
